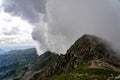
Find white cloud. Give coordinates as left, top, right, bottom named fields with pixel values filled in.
left=0, top=9, right=34, bottom=46
left=2, top=0, right=120, bottom=55
left=45, top=0, right=120, bottom=54
left=0, top=0, right=2, bottom=6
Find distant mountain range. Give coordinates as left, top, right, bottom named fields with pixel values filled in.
left=0, top=48, right=5, bottom=54
left=0, top=48, right=37, bottom=67
left=0, top=48, right=58, bottom=80
left=0, top=46, right=35, bottom=52
left=0, top=48, right=38, bottom=80
left=1, top=34, right=120, bottom=80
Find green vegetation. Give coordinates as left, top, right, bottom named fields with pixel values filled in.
left=0, top=48, right=37, bottom=68
left=0, top=50, right=59, bottom=80
left=0, top=62, right=30, bottom=80
left=3, top=62, right=29, bottom=80
left=28, top=51, right=59, bottom=80
left=30, top=35, right=120, bottom=80
left=0, top=48, right=38, bottom=80
left=46, top=62, right=120, bottom=80
left=31, top=51, right=59, bottom=71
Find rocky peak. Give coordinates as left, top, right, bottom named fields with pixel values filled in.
left=66, top=34, right=118, bottom=63
left=30, top=34, right=120, bottom=80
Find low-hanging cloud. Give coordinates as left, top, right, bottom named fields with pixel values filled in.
left=2, top=0, right=120, bottom=54
left=45, top=0, right=120, bottom=54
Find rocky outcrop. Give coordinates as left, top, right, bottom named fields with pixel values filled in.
left=89, top=60, right=120, bottom=71
left=30, top=34, right=120, bottom=80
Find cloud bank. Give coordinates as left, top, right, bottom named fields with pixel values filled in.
left=46, top=0, right=120, bottom=54
left=0, top=10, right=34, bottom=47
left=2, top=0, right=120, bottom=54
left=2, top=0, right=47, bottom=23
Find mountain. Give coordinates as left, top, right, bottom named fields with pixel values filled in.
left=30, top=34, right=120, bottom=80
left=0, top=48, right=59, bottom=80
left=0, top=48, right=37, bottom=68
left=0, top=48, right=38, bottom=80
left=0, top=48, right=5, bottom=54
left=31, top=51, right=59, bottom=71
left=21, top=51, right=59, bottom=80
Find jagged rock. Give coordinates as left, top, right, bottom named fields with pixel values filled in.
left=89, top=60, right=120, bottom=71
left=30, top=34, right=120, bottom=80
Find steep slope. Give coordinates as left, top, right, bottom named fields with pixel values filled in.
left=31, top=51, right=59, bottom=71
left=0, top=48, right=37, bottom=68
left=30, top=34, right=120, bottom=80
left=0, top=48, right=38, bottom=80
left=47, top=62, right=120, bottom=80
left=20, top=51, right=59, bottom=80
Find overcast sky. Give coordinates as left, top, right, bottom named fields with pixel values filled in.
left=0, top=0, right=120, bottom=55
left=0, top=0, right=34, bottom=48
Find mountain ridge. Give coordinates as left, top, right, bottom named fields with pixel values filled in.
left=0, top=48, right=37, bottom=68
left=30, top=34, right=120, bottom=80
left=0, top=48, right=38, bottom=80
left=20, top=51, right=59, bottom=80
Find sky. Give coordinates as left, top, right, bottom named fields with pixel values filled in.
left=0, top=0, right=34, bottom=49
left=0, top=0, right=120, bottom=55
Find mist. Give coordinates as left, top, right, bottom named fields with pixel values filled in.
left=2, top=0, right=120, bottom=55
left=41, top=0, right=120, bottom=54
left=23, top=0, right=120, bottom=54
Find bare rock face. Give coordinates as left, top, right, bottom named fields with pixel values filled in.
left=30, top=34, right=120, bottom=80
left=89, top=60, right=120, bottom=71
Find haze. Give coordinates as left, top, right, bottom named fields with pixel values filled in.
left=0, top=0, right=120, bottom=55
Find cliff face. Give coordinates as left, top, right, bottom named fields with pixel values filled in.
left=30, top=34, right=120, bottom=80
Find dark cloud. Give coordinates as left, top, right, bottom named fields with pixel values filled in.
left=1, top=0, right=47, bottom=54
left=45, top=0, right=120, bottom=53
left=2, top=0, right=47, bottom=23
left=2, top=0, right=120, bottom=55
left=33, top=0, right=120, bottom=54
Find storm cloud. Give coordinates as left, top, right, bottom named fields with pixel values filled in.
left=2, top=0, right=47, bottom=23
left=2, top=0, right=120, bottom=55
left=46, top=0, right=120, bottom=53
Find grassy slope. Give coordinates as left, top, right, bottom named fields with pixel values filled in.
left=1, top=59, right=36, bottom=80
left=3, top=62, right=29, bottom=80
left=28, top=52, right=59, bottom=80
left=0, top=48, right=38, bottom=80
left=46, top=62, right=120, bottom=80
left=0, top=48, right=37, bottom=67
left=31, top=52, right=59, bottom=72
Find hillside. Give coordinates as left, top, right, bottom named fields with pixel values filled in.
left=0, top=47, right=59, bottom=80
left=31, top=51, right=59, bottom=71
left=46, top=61, right=120, bottom=80
left=30, top=34, right=120, bottom=80
left=0, top=48, right=38, bottom=80
left=0, top=48, right=37, bottom=68
left=21, top=51, right=59, bottom=80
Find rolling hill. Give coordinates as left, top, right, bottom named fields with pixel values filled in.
left=0, top=48, right=59, bottom=80
left=0, top=48, right=38, bottom=80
